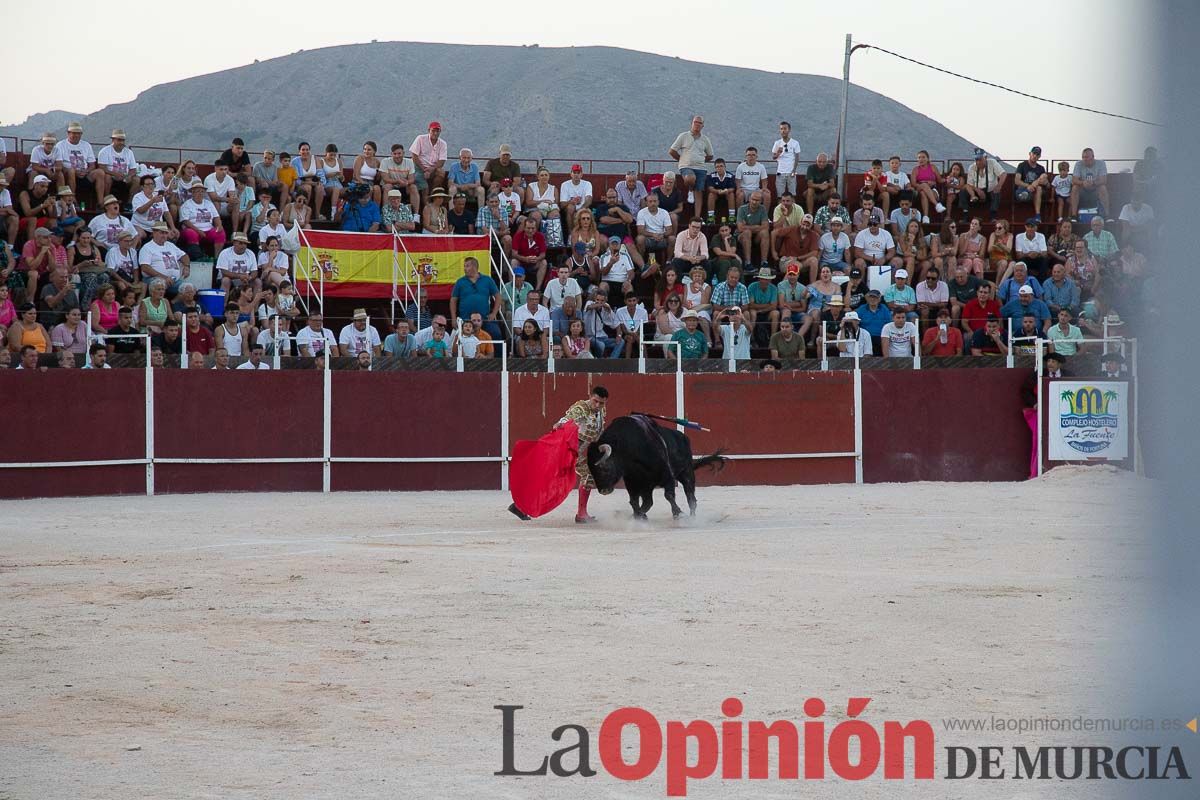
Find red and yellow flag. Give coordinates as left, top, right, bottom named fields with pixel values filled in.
left=295, top=231, right=491, bottom=299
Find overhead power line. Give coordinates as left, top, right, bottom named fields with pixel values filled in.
left=858, top=44, right=1161, bottom=127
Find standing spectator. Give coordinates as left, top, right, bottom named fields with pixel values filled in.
left=669, top=115, right=713, bottom=218
left=635, top=192, right=675, bottom=275
left=704, top=159, right=737, bottom=221
left=1047, top=308, right=1085, bottom=356
left=805, top=152, right=837, bottom=217
left=95, top=130, right=139, bottom=204
left=970, top=316, right=1009, bottom=356
left=558, top=165, right=594, bottom=230
left=1050, top=160, right=1073, bottom=223
left=615, top=170, right=648, bottom=217
left=296, top=312, right=339, bottom=357
left=772, top=121, right=802, bottom=202
left=1042, top=263, right=1081, bottom=318
left=1013, top=146, right=1049, bottom=221
left=812, top=192, right=852, bottom=232
left=1001, top=285, right=1051, bottom=332
left=179, top=183, right=226, bottom=257
left=1013, top=218, right=1050, bottom=281
left=410, top=122, right=448, bottom=199
left=962, top=148, right=1006, bottom=221
left=512, top=217, right=548, bottom=288
left=339, top=308, right=382, bottom=357
left=483, top=144, right=522, bottom=195
left=880, top=308, right=918, bottom=357
left=960, top=283, right=1000, bottom=336
left=735, top=190, right=770, bottom=270
left=734, top=147, right=770, bottom=208
left=915, top=267, right=949, bottom=328
left=909, top=150, right=945, bottom=222
left=1069, top=147, right=1109, bottom=219
left=447, top=148, right=485, bottom=209
left=450, top=256, right=499, bottom=336
left=921, top=306, right=963, bottom=356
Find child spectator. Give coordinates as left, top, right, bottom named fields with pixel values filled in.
left=1052, top=162, right=1072, bottom=222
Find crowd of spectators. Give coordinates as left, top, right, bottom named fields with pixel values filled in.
left=0, top=118, right=1158, bottom=369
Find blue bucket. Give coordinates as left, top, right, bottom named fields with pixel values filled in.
left=197, top=289, right=226, bottom=319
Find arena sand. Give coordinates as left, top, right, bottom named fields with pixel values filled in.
left=0, top=466, right=1154, bottom=799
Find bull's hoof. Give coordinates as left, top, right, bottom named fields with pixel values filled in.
left=633, top=513, right=648, bottom=521
left=672, top=509, right=683, bottom=519
left=508, top=503, right=532, bottom=521
left=575, top=514, right=597, bottom=524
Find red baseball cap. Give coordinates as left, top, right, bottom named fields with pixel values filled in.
left=429, top=121, right=442, bottom=130
left=570, top=164, right=582, bottom=172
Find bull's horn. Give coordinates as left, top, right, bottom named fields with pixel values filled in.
left=596, top=444, right=612, bottom=464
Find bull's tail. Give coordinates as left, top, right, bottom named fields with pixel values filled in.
left=692, top=449, right=728, bottom=474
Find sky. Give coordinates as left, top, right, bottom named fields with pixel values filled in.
left=7, top=0, right=1159, bottom=165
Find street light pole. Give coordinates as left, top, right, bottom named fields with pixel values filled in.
left=837, top=35, right=870, bottom=196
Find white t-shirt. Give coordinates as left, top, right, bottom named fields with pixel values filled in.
left=496, top=190, right=523, bottom=217
left=338, top=323, right=381, bottom=355
left=139, top=240, right=187, bottom=280
left=216, top=247, right=257, bottom=276
left=0, top=189, right=10, bottom=210
left=257, top=223, right=286, bottom=244
left=544, top=277, right=582, bottom=310
left=97, top=145, right=138, bottom=175
left=379, top=156, right=414, bottom=182
left=52, top=139, right=95, bottom=171
left=881, top=321, right=919, bottom=357
left=853, top=228, right=896, bottom=259
left=884, top=169, right=910, bottom=189
left=615, top=304, right=648, bottom=333
left=296, top=326, right=336, bottom=355
left=203, top=173, right=237, bottom=214
left=1014, top=232, right=1047, bottom=255
left=1119, top=203, right=1155, bottom=227
left=456, top=334, right=481, bottom=358
left=88, top=213, right=136, bottom=248
left=735, top=161, right=769, bottom=193
left=236, top=360, right=271, bottom=370
left=130, top=190, right=169, bottom=231
left=180, top=198, right=220, bottom=231
left=818, top=231, right=852, bottom=265
left=599, top=249, right=635, bottom=283
left=28, top=146, right=56, bottom=173
left=105, top=245, right=139, bottom=277
left=258, top=250, right=289, bottom=273
left=773, top=139, right=802, bottom=174
left=636, top=207, right=671, bottom=236
left=512, top=303, right=551, bottom=335
left=720, top=322, right=752, bottom=359
left=559, top=179, right=593, bottom=206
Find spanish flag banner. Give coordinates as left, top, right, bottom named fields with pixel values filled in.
left=295, top=231, right=491, bottom=300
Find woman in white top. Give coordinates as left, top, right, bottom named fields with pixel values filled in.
left=352, top=140, right=382, bottom=205
left=257, top=208, right=286, bottom=246
left=131, top=174, right=176, bottom=242
left=524, top=167, right=559, bottom=224
left=654, top=294, right=685, bottom=342
left=294, top=141, right=321, bottom=209
left=316, top=144, right=343, bottom=221
left=257, top=236, right=290, bottom=288
left=171, top=160, right=198, bottom=218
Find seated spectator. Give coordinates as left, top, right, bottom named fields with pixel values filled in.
left=835, top=310, right=872, bottom=357
left=382, top=189, right=418, bottom=233
left=139, top=222, right=190, bottom=294
left=169, top=283, right=205, bottom=325
left=711, top=266, right=750, bottom=322
left=1011, top=218, right=1050, bottom=282
left=987, top=219, right=1014, bottom=283
left=851, top=193, right=884, bottom=234
left=1011, top=313, right=1047, bottom=356
left=615, top=291, right=649, bottom=358
left=203, top=162, right=240, bottom=231
left=1051, top=161, right=1073, bottom=222
left=844, top=266, right=870, bottom=309
left=53, top=122, right=96, bottom=200
left=1043, top=351, right=1069, bottom=378
left=466, top=311, right=495, bottom=357
left=316, top=145, right=345, bottom=219
left=383, top=318, right=417, bottom=357
left=483, top=144, right=522, bottom=195
left=39, top=268, right=79, bottom=327
left=88, top=195, right=137, bottom=253
left=513, top=217, right=548, bottom=288
left=511, top=291, right=550, bottom=341
left=997, top=262, right=1043, bottom=305
left=896, top=219, right=929, bottom=280
left=671, top=217, right=709, bottom=276
left=152, top=318, right=183, bottom=356
left=341, top=187, right=382, bottom=233
left=717, top=306, right=751, bottom=360
left=184, top=306, right=215, bottom=355
left=410, top=122, right=447, bottom=199
left=448, top=148, right=485, bottom=209
left=736, top=190, right=770, bottom=270
left=915, top=267, right=948, bottom=328
left=49, top=304, right=88, bottom=356
left=558, top=165, right=593, bottom=229
left=861, top=159, right=886, bottom=202
left=888, top=191, right=921, bottom=238
left=379, top=144, right=420, bottom=211
left=970, top=316, right=1009, bottom=356
left=768, top=315, right=805, bottom=360
left=582, top=284, right=623, bottom=358
left=636, top=193, right=675, bottom=276
left=247, top=188, right=277, bottom=240
left=253, top=149, right=285, bottom=204
left=775, top=263, right=813, bottom=340
left=1042, top=263, right=1081, bottom=318
left=233, top=175, right=255, bottom=234
left=946, top=263, right=982, bottom=326
left=212, top=303, right=245, bottom=357
left=258, top=236, right=290, bottom=289
left=1083, top=216, right=1119, bottom=266
left=1047, top=218, right=1078, bottom=267
left=544, top=266, right=582, bottom=311
left=909, top=150, right=945, bottom=222
left=18, top=177, right=60, bottom=244
left=1000, top=284, right=1051, bottom=332
left=1065, top=239, right=1101, bottom=297
left=1118, top=191, right=1155, bottom=253
left=256, top=313, right=294, bottom=358
left=1047, top=308, right=1084, bottom=356
left=0, top=285, right=14, bottom=340
left=734, top=147, right=770, bottom=208
left=1013, top=146, right=1049, bottom=221
left=671, top=309, right=709, bottom=359
left=555, top=317, right=591, bottom=359
left=879, top=155, right=911, bottom=216
left=816, top=217, right=852, bottom=283
left=921, top=306, right=963, bottom=356
left=854, top=289, right=890, bottom=354
left=704, top=159, right=737, bottom=221
left=515, top=319, right=547, bottom=358
left=179, top=183, right=226, bottom=257
left=805, top=265, right=843, bottom=336
left=84, top=342, right=110, bottom=368
left=883, top=269, right=917, bottom=322
left=568, top=212, right=602, bottom=274
left=956, top=217, right=987, bottom=279
left=209, top=347, right=231, bottom=369
left=805, top=153, right=837, bottom=219
left=447, top=192, right=475, bottom=235
left=0, top=177, right=19, bottom=244
left=813, top=191, right=852, bottom=233
left=295, top=312, right=338, bottom=357
left=1069, top=147, right=1109, bottom=219
left=130, top=174, right=176, bottom=243
left=186, top=349, right=205, bottom=369
left=339, top=308, right=382, bottom=357
left=105, top=305, right=141, bottom=354
left=56, top=350, right=76, bottom=369
left=708, top=223, right=742, bottom=284
left=217, top=137, right=253, bottom=185
left=495, top=179, right=524, bottom=226
left=852, top=217, right=898, bottom=275
left=95, top=130, right=139, bottom=203
left=217, top=232, right=260, bottom=293
left=7, top=303, right=49, bottom=355
left=27, top=134, right=58, bottom=188
left=962, top=149, right=1006, bottom=221
left=236, top=342, right=271, bottom=369
left=19, top=227, right=57, bottom=301
left=959, top=283, right=1000, bottom=337
left=352, top=141, right=383, bottom=205
left=745, top=267, right=780, bottom=346
left=453, top=319, right=486, bottom=359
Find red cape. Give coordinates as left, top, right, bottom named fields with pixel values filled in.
left=509, top=421, right=579, bottom=518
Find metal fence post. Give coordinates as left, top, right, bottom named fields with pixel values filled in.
left=144, top=336, right=155, bottom=496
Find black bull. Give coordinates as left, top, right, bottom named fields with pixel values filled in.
left=585, top=415, right=727, bottom=519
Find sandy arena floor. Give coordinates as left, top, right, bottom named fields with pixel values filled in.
left=0, top=467, right=1153, bottom=799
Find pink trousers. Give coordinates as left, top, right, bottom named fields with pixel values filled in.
left=1022, top=407, right=1038, bottom=479
left=181, top=227, right=226, bottom=247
